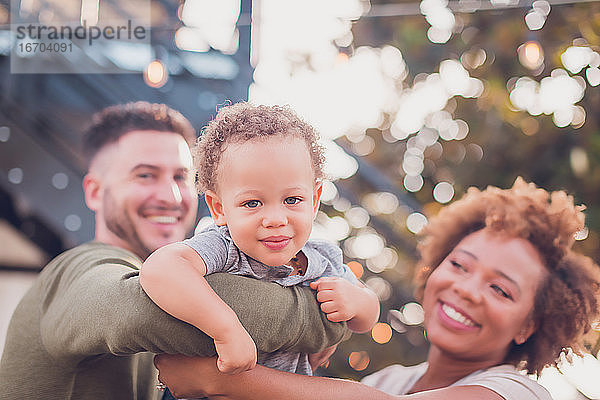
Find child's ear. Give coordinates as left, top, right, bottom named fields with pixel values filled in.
left=205, top=190, right=227, bottom=225
left=312, top=181, right=323, bottom=215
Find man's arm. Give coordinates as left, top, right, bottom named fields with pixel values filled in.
left=141, top=243, right=257, bottom=374
left=40, top=247, right=347, bottom=361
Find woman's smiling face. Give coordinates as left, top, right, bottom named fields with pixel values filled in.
left=422, top=229, right=547, bottom=364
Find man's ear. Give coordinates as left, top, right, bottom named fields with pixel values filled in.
left=514, top=318, right=536, bottom=345
left=83, top=174, right=102, bottom=212
left=205, top=190, right=227, bottom=225
left=312, top=181, right=323, bottom=215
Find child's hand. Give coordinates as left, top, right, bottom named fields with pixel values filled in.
left=213, top=326, right=257, bottom=374
left=310, top=277, right=363, bottom=322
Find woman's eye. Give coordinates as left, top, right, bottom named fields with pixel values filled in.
left=450, top=260, right=466, bottom=271
left=284, top=197, right=302, bottom=205
left=137, top=173, right=154, bottom=179
left=243, top=200, right=261, bottom=208
left=491, top=285, right=513, bottom=300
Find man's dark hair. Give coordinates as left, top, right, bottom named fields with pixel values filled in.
left=82, top=102, right=196, bottom=166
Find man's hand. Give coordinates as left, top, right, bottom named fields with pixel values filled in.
left=214, top=325, right=257, bottom=374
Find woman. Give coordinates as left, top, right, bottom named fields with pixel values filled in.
left=155, top=178, right=600, bottom=400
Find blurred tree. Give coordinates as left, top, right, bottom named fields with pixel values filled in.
left=323, top=0, right=600, bottom=383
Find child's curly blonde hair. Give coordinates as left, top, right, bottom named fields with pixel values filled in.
left=194, top=102, right=325, bottom=193
left=415, top=177, right=600, bottom=375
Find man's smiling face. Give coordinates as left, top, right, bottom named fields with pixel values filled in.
left=86, top=130, right=198, bottom=259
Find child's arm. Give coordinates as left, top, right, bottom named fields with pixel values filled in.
left=309, top=277, right=380, bottom=333
left=140, top=243, right=256, bottom=374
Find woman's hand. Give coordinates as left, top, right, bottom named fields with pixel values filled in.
left=154, top=355, right=226, bottom=399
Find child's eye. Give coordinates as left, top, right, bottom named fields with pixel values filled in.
left=491, top=284, right=513, bottom=300
left=243, top=200, right=262, bottom=208
left=284, top=197, right=302, bottom=205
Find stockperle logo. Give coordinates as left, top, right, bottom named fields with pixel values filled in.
left=10, top=0, right=151, bottom=74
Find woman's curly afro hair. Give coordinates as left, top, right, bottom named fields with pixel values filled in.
left=414, top=177, right=600, bottom=375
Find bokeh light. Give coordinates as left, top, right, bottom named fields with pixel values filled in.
left=520, top=117, right=540, bottom=136
left=175, top=27, right=210, bottom=52
left=371, top=322, right=393, bottom=344
left=402, top=302, right=425, bottom=325
left=365, top=276, right=392, bottom=301
left=347, top=261, right=364, bottom=279
left=406, top=212, right=428, bottom=234
left=557, top=353, right=600, bottom=399
left=366, top=247, right=398, bottom=273
left=345, top=206, right=370, bottom=229
left=570, top=147, right=589, bottom=177
left=433, top=182, right=454, bottom=203
left=561, top=46, right=596, bottom=74
left=143, top=60, right=168, bottom=88
left=348, top=351, right=370, bottom=371
left=525, top=2, right=549, bottom=32
left=421, top=0, right=455, bottom=44
left=8, top=168, right=23, bottom=184
left=180, top=0, right=240, bottom=53
left=320, top=180, right=338, bottom=204
left=586, top=67, right=600, bottom=86
left=388, top=309, right=408, bottom=333
left=348, top=232, right=385, bottom=260
left=332, top=197, right=352, bottom=212
left=509, top=71, right=585, bottom=127
left=404, top=174, right=424, bottom=192
left=518, top=41, right=544, bottom=70
left=362, top=192, right=399, bottom=215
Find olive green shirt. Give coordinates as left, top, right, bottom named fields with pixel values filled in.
left=0, top=242, right=348, bottom=400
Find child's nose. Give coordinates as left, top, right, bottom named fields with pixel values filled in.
left=262, top=207, right=288, bottom=228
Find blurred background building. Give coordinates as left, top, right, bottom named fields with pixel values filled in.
left=1, top=0, right=600, bottom=398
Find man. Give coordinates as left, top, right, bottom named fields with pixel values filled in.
left=0, top=102, right=347, bottom=400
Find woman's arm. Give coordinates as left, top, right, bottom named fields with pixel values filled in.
left=155, top=355, right=397, bottom=400
left=154, top=355, right=504, bottom=400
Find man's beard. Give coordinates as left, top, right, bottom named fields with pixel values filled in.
left=103, top=188, right=153, bottom=259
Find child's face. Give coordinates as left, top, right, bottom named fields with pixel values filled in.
left=205, top=136, right=322, bottom=266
